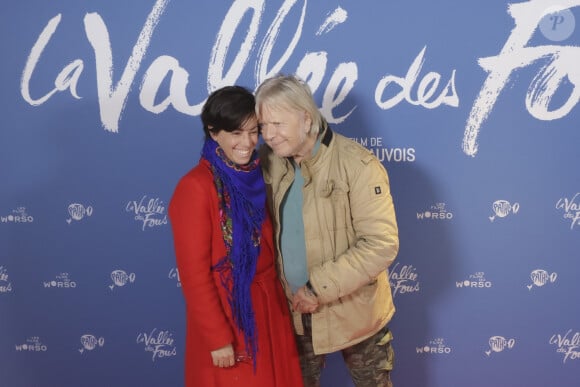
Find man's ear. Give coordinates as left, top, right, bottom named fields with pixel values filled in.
left=304, top=112, right=313, bottom=133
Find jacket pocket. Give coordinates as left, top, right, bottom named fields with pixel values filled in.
left=318, top=180, right=349, bottom=231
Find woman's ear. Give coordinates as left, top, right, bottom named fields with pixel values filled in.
left=208, top=126, right=217, bottom=140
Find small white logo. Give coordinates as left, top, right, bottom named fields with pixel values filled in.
left=539, top=7, right=576, bottom=42
left=43, top=272, right=77, bottom=289
left=389, top=263, right=420, bottom=297
left=168, top=268, right=181, bottom=288
left=549, top=329, right=580, bottom=363
left=556, top=193, right=580, bottom=230
left=125, top=195, right=168, bottom=230
left=0, top=266, right=13, bottom=293
left=416, top=338, right=452, bottom=355
left=489, top=200, right=519, bottom=222
left=456, top=272, right=492, bottom=289
left=79, top=334, right=105, bottom=354
left=485, top=336, right=516, bottom=356
left=66, top=203, right=93, bottom=224
left=109, top=269, right=136, bottom=290
left=527, top=269, right=558, bottom=290
left=136, top=328, right=177, bottom=361
left=417, top=202, right=453, bottom=220
left=1, top=207, right=34, bottom=223
left=15, top=337, right=48, bottom=352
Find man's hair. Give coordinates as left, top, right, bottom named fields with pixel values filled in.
left=255, top=74, right=325, bottom=135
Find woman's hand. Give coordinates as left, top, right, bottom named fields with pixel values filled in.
left=210, top=343, right=235, bottom=368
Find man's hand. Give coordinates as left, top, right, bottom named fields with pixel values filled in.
left=210, top=343, right=235, bottom=368
left=292, top=285, right=319, bottom=313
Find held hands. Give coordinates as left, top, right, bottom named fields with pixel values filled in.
left=292, top=285, right=319, bottom=314
left=210, top=343, right=235, bottom=368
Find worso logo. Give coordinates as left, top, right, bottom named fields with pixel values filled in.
left=0, top=266, right=13, bottom=293
left=527, top=269, right=558, bottom=290
left=417, top=202, right=453, bottom=220
left=15, top=337, right=47, bottom=352
left=43, top=272, right=77, bottom=289
left=1, top=207, right=34, bottom=223
left=549, top=329, right=580, bottom=363
left=388, top=262, right=420, bottom=297
left=136, top=328, right=177, bottom=361
left=456, top=272, right=493, bottom=289
left=109, top=269, right=136, bottom=290
left=416, top=338, right=452, bottom=355
left=125, top=195, right=167, bottom=230
left=489, top=200, right=519, bottom=222
left=485, top=336, right=516, bottom=357
left=79, top=334, right=105, bottom=354
left=66, top=203, right=93, bottom=224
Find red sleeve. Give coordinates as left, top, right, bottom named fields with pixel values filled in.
left=168, top=169, right=234, bottom=351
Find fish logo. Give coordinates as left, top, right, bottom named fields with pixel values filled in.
left=489, top=200, right=519, bottom=222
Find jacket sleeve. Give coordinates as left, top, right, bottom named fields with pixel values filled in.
left=168, top=172, right=234, bottom=350
left=309, top=154, right=399, bottom=304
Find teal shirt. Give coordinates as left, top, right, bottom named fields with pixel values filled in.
left=280, top=138, right=321, bottom=292
left=280, top=164, right=308, bottom=293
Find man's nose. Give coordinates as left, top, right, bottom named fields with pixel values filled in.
left=261, top=123, right=274, bottom=140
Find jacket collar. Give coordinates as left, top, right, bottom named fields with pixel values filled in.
left=298, top=126, right=333, bottom=184
left=320, top=126, right=333, bottom=147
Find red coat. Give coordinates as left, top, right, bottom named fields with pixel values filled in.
left=169, top=159, right=303, bottom=387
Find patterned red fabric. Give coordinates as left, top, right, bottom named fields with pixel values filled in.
left=169, top=159, right=303, bottom=387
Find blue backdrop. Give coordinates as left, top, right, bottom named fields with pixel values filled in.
left=1, top=1, right=579, bottom=386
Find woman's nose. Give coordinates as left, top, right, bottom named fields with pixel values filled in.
left=241, top=132, right=255, bottom=146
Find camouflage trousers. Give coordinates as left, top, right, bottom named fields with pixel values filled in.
left=296, top=314, right=394, bottom=387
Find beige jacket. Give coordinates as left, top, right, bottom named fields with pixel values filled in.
left=260, top=127, right=399, bottom=354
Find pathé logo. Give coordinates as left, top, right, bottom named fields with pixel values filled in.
left=527, top=269, right=557, bottom=290
left=489, top=200, right=519, bottom=222
left=79, top=334, right=105, bottom=354
left=109, top=269, right=136, bottom=290
left=66, top=203, right=93, bottom=224
left=485, top=336, right=516, bottom=356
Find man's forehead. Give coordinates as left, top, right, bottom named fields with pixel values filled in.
left=259, top=105, right=300, bottom=119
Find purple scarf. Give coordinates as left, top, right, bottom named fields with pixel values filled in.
left=201, top=137, right=265, bottom=368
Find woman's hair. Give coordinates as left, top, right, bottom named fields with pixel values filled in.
left=201, top=85, right=256, bottom=139
left=255, top=74, right=325, bottom=135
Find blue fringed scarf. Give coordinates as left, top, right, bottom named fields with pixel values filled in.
left=201, top=137, right=265, bottom=369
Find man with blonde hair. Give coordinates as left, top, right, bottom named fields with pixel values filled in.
left=256, top=74, right=399, bottom=387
